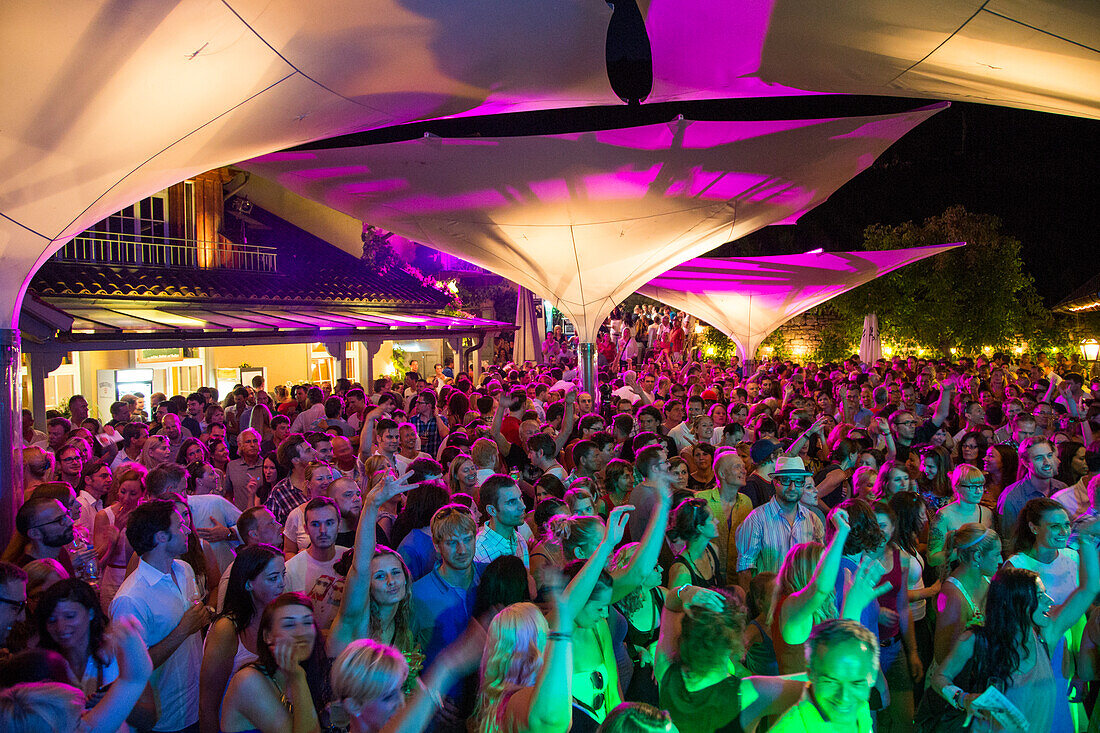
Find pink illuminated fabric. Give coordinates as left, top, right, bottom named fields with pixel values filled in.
left=244, top=108, right=946, bottom=340
left=639, top=244, right=962, bottom=360
left=2, top=0, right=1096, bottom=322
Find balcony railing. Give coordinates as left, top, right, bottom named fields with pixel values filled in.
left=56, top=232, right=277, bottom=272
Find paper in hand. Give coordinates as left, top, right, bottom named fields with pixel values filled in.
left=964, top=685, right=1028, bottom=732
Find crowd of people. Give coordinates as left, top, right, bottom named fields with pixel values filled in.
left=3, top=303, right=1100, bottom=733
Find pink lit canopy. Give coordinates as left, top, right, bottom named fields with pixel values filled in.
left=2, top=0, right=1097, bottom=326
left=639, top=244, right=963, bottom=360
left=244, top=107, right=946, bottom=341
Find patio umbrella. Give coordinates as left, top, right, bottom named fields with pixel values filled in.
left=859, top=312, right=882, bottom=364
left=513, top=286, right=544, bottom=364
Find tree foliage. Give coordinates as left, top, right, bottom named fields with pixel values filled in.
left=827, top=206, right=1050, bottom=355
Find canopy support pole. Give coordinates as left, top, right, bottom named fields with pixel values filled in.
left=578, top=342, right=598, bottom=403
left=1, top=328, right=22, bottom=544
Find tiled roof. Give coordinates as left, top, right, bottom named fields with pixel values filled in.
left=31, top=205, right=451, bottom=308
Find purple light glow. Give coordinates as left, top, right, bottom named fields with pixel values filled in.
left=641, top=244, right=963, bottom=358
left=245, top=107, right=946, bottom=341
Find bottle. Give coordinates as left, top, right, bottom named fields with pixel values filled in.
left=70, top=526, right=100, bottom=587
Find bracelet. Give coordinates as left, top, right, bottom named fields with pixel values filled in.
left=675, top=584, right=689, bottom=603
left=548, top=632, right=572, bottom=642
left=941, top=685, right=964, bottom=710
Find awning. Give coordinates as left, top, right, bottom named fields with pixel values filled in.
left=21, top=300, right=511, bottom=353
left=639, top=243, right=963, bottom=360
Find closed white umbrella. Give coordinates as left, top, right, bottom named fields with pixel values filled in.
left=859, top=312, right=882, bottom=364
left=513, top=286, right=543, bottom=364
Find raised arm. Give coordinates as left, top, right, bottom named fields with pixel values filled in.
left=489, top=398, right=513, bottom=457
left=610, top=469, right=672, bottom=602
left=561, top=506, right=631, bottom=621
left=779, top=509, right=850, bottom=645
left=328, top=471, right=416, bottom=658
left=1046, top=522, right=1100, bottom=647
left=357, top=405, right=385, bottom=461
left=929, top=382, right=955, bottom=428
left=553, top=391, right=577, bottom=457
left=503, top=571, right=578, bottom=733
left=784, top=416, right=828, bottom=458
left=82, top=616, right=154, bottom=733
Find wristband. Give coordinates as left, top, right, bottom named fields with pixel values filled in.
left=675, top=584, right=689, bottom=603
left=941, top=685, right=964, bottom=710
left=548, top=632, right=572, bottom=642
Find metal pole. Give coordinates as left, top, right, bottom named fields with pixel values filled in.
left=578, top=342, right=598, bottom=402
left=0, top=328, right=22, bottom=547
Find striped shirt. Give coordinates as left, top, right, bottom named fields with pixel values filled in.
left=735, top=497, right=824, bottom=574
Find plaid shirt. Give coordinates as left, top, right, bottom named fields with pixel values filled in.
left=264, top=477, right=307, bottom=526
left=411, top=414, right=446, bottom=457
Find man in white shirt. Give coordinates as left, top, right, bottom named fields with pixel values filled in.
left=290, top=387, right=328, bottom=434
left=473, top=475, right=530, bottom=568
left=395, top=422, right=431, bottom=474
left=667, top=394, right=705, bottom=452
left=75, top=458, right=112, bottom=534
left=284, top=497, right=348, bottom=630
left=110, top=422, right=149, bottom=471
left=111, top=498, right=212, bottom=733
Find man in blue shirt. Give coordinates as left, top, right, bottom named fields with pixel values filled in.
left=411, top=504, right=486, bottom=665
left=410, top=504, right=485, bottom=730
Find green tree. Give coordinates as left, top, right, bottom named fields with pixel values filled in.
left=828, top=206, right=1050, bottom=355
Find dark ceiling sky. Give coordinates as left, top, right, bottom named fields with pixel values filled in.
left=727, top=101, right=1100, bottom=307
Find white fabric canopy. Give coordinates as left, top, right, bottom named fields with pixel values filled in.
left=639, top=244, right=962, bottom=360
left=243, top=108, right=945, bottom=341
left=758, top=0, right=1100, bottom=119
left=2, top=0, right=1096, bottom=322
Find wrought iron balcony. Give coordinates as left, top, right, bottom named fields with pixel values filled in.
left=55, top=232, right=277, bottom=273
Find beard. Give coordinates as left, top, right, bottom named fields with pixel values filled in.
left=45, top=526, right=75, bottom=548
left=341, top=510, right=360, bottom=526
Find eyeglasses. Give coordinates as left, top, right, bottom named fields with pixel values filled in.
left=775, top=477, right=807, bottom=488
left=30, top=513, right=70, bottom=530
left=957, top=482, right=985, bottom=491
left=0, top=597, right=27, bottom=613
left=588, top=669, right=606, bottom=713
left=895, top=420, right=918, bottom=427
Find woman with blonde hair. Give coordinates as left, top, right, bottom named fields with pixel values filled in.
left=22, top=446, right=54, bottom=500
left=872, top=459, right=911, bottom=501
left=930, top=524, right=1001, bottom=665
left=329, top=472, right=421, bottom=686
left=330, top=618, right=481, bottom=733
left=137, top=434, right=172, bottom=471
left=927, top=463, right=995, bottom=567
left=93, top=465, right=146, bottom=607
left=476, top=511, right=626, bottom=733
left=448, top=453, right=479, bottom=497
left=770, top=507, right=889, bottom=674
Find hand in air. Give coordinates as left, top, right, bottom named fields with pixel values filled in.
left=829, top=507, right=850, bottom=533
left=606, top=505, right=633, bottom=546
